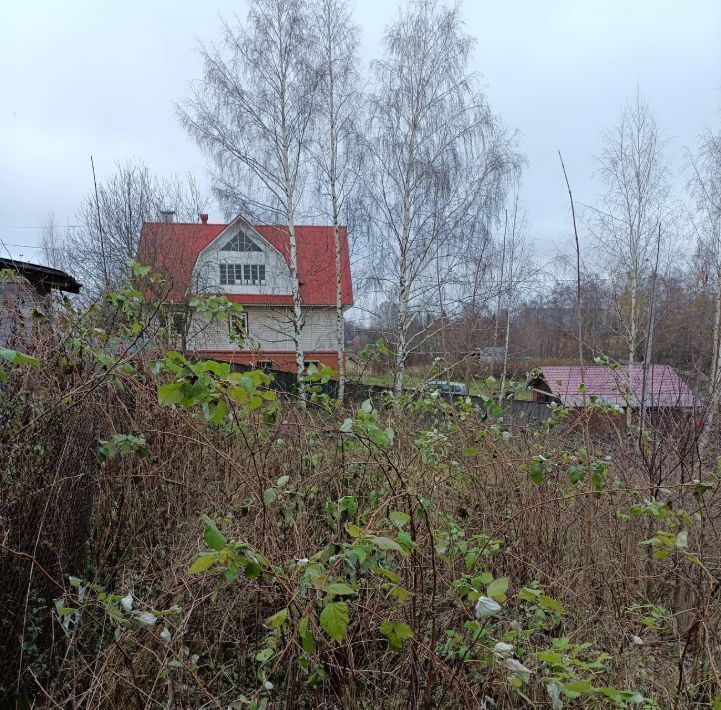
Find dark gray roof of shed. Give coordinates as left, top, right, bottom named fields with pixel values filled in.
left=0, top=258, right=81, bottom=294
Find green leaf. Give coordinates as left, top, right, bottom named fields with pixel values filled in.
left=320, top=601, right=349, bottom=643
left=0, top=348, right=39, bottom=368
left=379, top=620, right=413, bottom=650
left=326, top=582, right=356, bottom=597
left=384, top=584, right=413, bottom=603
left=369, top=427, right=390, bottom=446
left=371, top=565, right=400, bottom=583
left=158, top=382, right=183, bottom=406
left=348, top=545, right=367, bottom=565
left=518, top=586, right=541, bottom=602
left=298, top=615, right=316, bottom=654
left=297, top=654, right=310, bottom=672
left=389, top=511, right=411, bottom=529
left=202, top=516, right=227, bottom=551
left=276, top=475, right=289, bottom=487
left=539, top=594, right=565, bottom=614
left=529, top=461, right=544, bottom=484
left=346, top=523, right=363, bottom=538
left=256, top=647, right=274, bottom=664
left=307, top=665, right=326, bottom=688
left=560, top=679, right=592, bottom=699
left=188, top=552, right=217, bottom=574
left=263, top=488, right=277, bottom=505
left=244, top=560, right=261, bottom=579
left=395, top=530, right=414, bottom=553
left=203, top=397, right=226, bottom=426
left=462, top=447, right=477, bottom=457
left=338, top=495, right=358, bottom=518
left=340, top=418, right=353, bottom=433
left=367, top=535, right=403, bottom=552
left=536, top=651, right=564, bottom=666
left=487, top=577, right=509, bottom=600
left=266, top=608, right=288, bottom=629
left=596, top=687, right=642, bottom=702
left=568, top=465, right=584, bottom=484
left=694, top=481, right=714, bottom=497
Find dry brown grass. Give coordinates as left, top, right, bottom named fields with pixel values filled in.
left=2, top=298, right=721, bottom=708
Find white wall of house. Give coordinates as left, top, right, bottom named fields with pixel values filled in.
left=188, top=306, right=338, bottom=353
left=192, top=221, right=293, bottom=296
left=184, top=219, right=344, bottom=355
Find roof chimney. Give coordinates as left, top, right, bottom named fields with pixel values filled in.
left=200, top=212, right=209, bottom=225
left=159, top=209, right=175, bottom=223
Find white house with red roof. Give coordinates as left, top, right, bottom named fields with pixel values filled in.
left=138, top=214, right=352, bottom=372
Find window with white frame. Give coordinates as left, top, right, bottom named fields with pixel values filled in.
left=220, top=263, right=266, bottom=286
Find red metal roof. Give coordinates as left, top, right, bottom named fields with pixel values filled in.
left=535, top=364, right=696, bottom=409
left=137, top=219, right=353, bottom=306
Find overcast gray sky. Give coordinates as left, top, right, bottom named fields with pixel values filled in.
left=1, top=0, right=719, bottom=264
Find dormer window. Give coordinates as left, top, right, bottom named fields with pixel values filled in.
left=220, top=263, right=266, bottom=286
left=222, top=233, right=262, bottom=252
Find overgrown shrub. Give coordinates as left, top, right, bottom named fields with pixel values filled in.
left=2, top=283, right=721, bottom=708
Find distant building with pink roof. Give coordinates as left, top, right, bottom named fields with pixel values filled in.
left=528, top=364, right=696, bottom=409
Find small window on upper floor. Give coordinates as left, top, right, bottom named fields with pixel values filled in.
left=221, top=232, right=262, bottom=252
left=246, top=264, right=265, bottom=286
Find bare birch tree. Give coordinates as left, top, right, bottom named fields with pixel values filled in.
left=310, top=0, right=362, bottom=402
left=179, top=0, right=317, bottom=402
left=40, top=213, right=67, bottom=271
left=456, top=220, right=495, bottom=391
left=492, top=211, right=508, bottom=377
left=591, top=89, right=669, bottom=430
left=497, top=195, right=533, bottom=399
left=62, top=159, right=205, bottom=297
left=687, top=128, right=721, bottom=454
left=364, top=0, right=518, bottom=397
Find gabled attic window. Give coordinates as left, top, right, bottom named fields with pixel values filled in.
left=221, top=232, right=262, bottom=252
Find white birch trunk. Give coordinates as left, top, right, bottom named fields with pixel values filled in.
left=394, top=250, right=410, bottom=398
left=699, top=268, right=721, bottom=455
left=334, top=221, right=345, bottom=402
left=627, top=269, right=638, bottom=431
left=279, top=73, right=306, bottom=403
left=500, top=299, right=512, bottom=400
left=328, top=54, right=346, bottom=402
left=287, top=216, right=306, bottom=403
left=393, top=120, right=415, bottom=398
left=493, top=212, right=507, bottom=377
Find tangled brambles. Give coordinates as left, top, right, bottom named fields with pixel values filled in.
left=1, top=284, right=720, bottom=708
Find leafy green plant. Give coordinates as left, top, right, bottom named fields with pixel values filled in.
left=98, top=433, right=148, bottom=461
